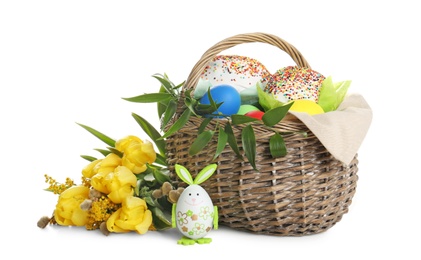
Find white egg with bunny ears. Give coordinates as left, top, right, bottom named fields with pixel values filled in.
left=172, top=163, right=218, bottom=246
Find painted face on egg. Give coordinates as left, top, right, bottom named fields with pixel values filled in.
left=175, top=185, right=215, bottom=240
left=179, top=185, right=212, bottom=207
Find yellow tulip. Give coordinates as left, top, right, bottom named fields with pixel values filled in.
left=116, top=136, right=156, bottom=174
left=106, top=196, right=152, bottom=234
left=91, top=171, right=109, bottom=194
left=106, top=166, right=137, bottom=203
left=92, top=165, right=137, bottom=204
left=115, top=135, right=143, bottom=152
left=82, top=153, right=121, bottom=179
left=54, top=185, right=90, bottom=226
left=90, top=154, right=123, bottom=194
left=81, top=159, right=101, bottom=179
left=95, top=153, right=121, bottom=175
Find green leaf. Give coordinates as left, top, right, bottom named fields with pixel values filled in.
left=188, top=130, right=215, bottom=156
left=152, top=167, right=171, bottom=184
left=161, top=99, right=177, bottom=130
left=206, top=87, right=218, bottom=108
left=213, top=127, right=228, bottom=160
left=269, top=132, right=287, bottom=158
left=154, top=153, right=167, bottom=166
left=231, top=114, right=259, bottom=125
left=131, top=113, right=166, bottom=157
left=198, top=117, right=212, bottom=134
left=184, top=92, right=200, bottom=117
left=94, top=148, right=111, bottom=157
left=122, top=93, right=172, bottom=103
left=144, top=196, right=157, bottom=207
left=152, top=74, right=176, bottom=97
left=174, top=80, right=185, bottom=91
left=150, top=206, right=172, bottom=230
left=194, top=102, right=222, bottom=115
left=317, top=76, right=336, bottom=112
left=107, top=147, right=123, bottom=157
left=195, top=88, right=223, bottom=117
left=158, top=85, right=169, bottom=119
left=262, top=102, right=294, bottom=127
left=80, top=155, right=97, bottom=162
left=159, top=108, right=192, bottom=139
left=225, top=122, right=242, bottom=159
left=77, top=123, right=115, bottom=147
left=241, top=124, right=257, bottom=170
left=157, top=196, right=173, bottom=212
left=335, top=80, right=352, bottom=105
left=318, top=76, right=351, bottom=112
left=257, top=84, right=286, bottom=111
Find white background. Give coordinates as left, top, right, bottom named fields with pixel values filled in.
left=1, top=0, right=420, bottom=259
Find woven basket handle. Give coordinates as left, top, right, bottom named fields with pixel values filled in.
left=184, top=32, right=311, bottom=92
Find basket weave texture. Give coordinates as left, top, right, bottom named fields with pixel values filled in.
left=165, top=33, right=358, bottom=236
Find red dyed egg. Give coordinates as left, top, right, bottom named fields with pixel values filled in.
left=245, top=110, right=265, bottom=120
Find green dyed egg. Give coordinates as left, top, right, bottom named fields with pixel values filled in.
left=237, top=105, right=260, bottom=115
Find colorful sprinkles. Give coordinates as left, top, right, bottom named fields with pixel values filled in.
left=200, top=55, right=271, bottom=89
left=264, top=66, right=325, bottom=102
left=200, top=57, right=325, bottom=102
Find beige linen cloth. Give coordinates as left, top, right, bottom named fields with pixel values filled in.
left=288, top=93, right=373, bottom=165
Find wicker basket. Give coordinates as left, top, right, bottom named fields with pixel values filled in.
left=165, top=32, right=358, bottom=236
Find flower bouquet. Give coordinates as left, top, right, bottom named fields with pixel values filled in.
left=37, top=122, right=185, bottom=235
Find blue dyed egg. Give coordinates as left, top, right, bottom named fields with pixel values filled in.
left=199, top=84, right=241, bottom=117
